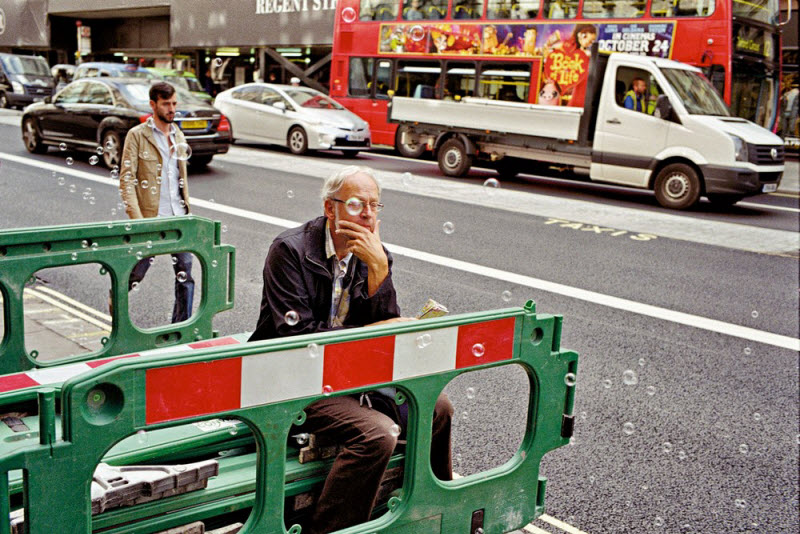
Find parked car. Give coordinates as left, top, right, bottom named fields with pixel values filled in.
left=0, top=53, right=54, bottom=109
left=147, top=68, right=213, bottom=103
left=214, top=83, right=371, bottom=155
left=72, top=62, right=157, bottom=81
left=21, top=78, right=231, bottom=169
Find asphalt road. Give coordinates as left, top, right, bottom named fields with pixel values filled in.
left=1, top=120, right=798, bottom=533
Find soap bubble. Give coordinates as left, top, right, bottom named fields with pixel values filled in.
left=308, top=343, right=320, bottom=359
left=141, top=179, right=149, bottom=189
left=211, top=259, right=218, bottom=268
left=135, top=251, right=143, bottom=260
left=416, top=333, right=432, bottom=348
left=124, top=223, right=132, bottom=231
left=409, top=25, right=425, bottom=41
left=677, top=450, right=687, bottom=460
left=322, top=384, right=333, bottom=396
left=172, top=256, right=178, bottom=265
left=91, top=243, right=99, bottom=251
left=221, top=225, right=228, bottom=233
left=171, top=142, right=192, bottom=161
left=59, top=142, right=67, bottom=151
left=646, top=385, right=657, bottom=396
left=146, top=240, right=153, bottom=249
left=622, top=369, right=638, bottom=386
left=751, top=310, right=758, bottom=318
left=295, top=433, right=309, bottom=445
left=287, top=190, right=295, bottom=199
left=57, top=176, right=65, bottom=186
left=662, top=441, right=673, bottom=453
left=564, top=373, right=577, bottom=386
left=136, top=429, right=148, bottom=444
left=401, top=172, right=413, bottom=187
left=471, top=343, right=485, bottom=357
left=343, top=197, right=363, bottom=216
left=603, top=379, right=612, bottom=389
left=176, top=271, right=188, bottom=283
left=461, top=411, right=469, bottom=421
left=214, top=58, right=223, bottom=66
left=442, top=222, right=455, bottom=234
left=744, top=347, right=752, bottom=355
left=65, top=157, right=74, bottom=166
left=752, top=412, right=761, bottom=421
left=341, top=6, right=357, bottom=22
left=501, top=290, right=512, bottom=302
left=483, top=178, right=499, bottom=195
left=110, top=169, right=119, bottom=179
left=739, top=443, right=749, bottom=454
left=68, top=184, right=76, bottom=193
left=124, top=159, right=131, bottom=167
left=622, top=422, right=635, bottom=435
left=81, top=240, right=89, bottom=248
left=71, top=252, right=78, bottom=261
left=389, top=424, right=401, bottom=437
left=106, top=139, right=115, bottom=150
left=654, top=516, right=664, bottom=527
left=131, top=281, right=140, bottom=291
left=228, top=426, right=239, bottom=436
left=638, top=358, right=646, bottom=366
left=285, top=310, right=299, bottom=325
left=87, top=155, right=98, bottom=165
left=734, top=499, right=747, bottom=509
left=466, top=387, right=475, bottom=399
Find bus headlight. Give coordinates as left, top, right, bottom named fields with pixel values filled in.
left=11, top=81, right=24, bottom=94
left=730, top=135, right=748, bottom=162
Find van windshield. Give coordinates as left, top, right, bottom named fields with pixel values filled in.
left=661, top=68, right=730, bottom=117
left=1, top=56, right=50, bottom=77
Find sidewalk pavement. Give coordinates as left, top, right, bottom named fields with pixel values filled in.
left=0, top=287, right=110, bottom=363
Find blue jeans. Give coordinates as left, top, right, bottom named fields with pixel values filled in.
left=129, top=252, right=194, bottom=323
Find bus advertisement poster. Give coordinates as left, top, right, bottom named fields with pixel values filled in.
left=596, top=22, right=675, bottom=58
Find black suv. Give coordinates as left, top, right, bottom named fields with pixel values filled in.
left=21, top=78, right=231, bottom=169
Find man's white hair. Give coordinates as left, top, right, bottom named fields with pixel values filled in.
left=320, top=166, right=381, bottom=207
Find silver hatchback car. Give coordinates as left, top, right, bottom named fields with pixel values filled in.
left=214, top=83, right=371, bottom=155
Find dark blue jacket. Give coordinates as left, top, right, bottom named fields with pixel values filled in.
left=249, top=216, right=400, bottom=341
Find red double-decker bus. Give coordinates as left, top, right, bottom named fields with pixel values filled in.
left=329, top=0, right=784, bottom=154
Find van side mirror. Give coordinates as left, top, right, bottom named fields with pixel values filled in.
left=274, top=101, right=286, bottom=112
left=654, top=95, right=680, bottom=124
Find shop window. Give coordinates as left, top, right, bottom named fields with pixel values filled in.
left=478, top=63, right=531, bottom=102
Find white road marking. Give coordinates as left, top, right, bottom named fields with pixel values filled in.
left=2, top=150, right=798, bottom=255
left=540, top=514, right=590, bottom=534
left=523, top=523, right=553, bottom=534
left=737, top=201, right=800, bottom=213
left=24, top=288, right=112, bottom=331
left=3, top=152, right=798, bottom=351
left=35, top=285, right=112, bottom=323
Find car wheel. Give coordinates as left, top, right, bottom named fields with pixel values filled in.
left=437, top=138, right=472, bottom=177
left=189, top=155, right=213, bottom=169
left=654, top=163, right=701, bottom=210
left=395, top=125, right=426, bottom=158
left=101, top=130, right=122, bottom=169
left=0, top=92, right=9, bottom=109
left=22, top=117, right=47, bottom=154
left=288, top=126, right=308, bottom=155
left=707, top=194, right=745, bottom=207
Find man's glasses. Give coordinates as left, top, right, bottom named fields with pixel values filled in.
left=333, top=197, right=384, bottom=214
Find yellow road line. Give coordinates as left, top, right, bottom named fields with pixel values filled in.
left=65, top=330, right=110, bottom=340
left=34, top=286, right=112, bottom=322
left=769, top=191, right=800, bottom=198
left=540, top=514, right=589, bottom=534
left=24, top=288, right=112, bottom=331
left=22, top=308, right=60, bottom=314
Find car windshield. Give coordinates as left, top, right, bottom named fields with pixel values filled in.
left=1, top=56, right=50, bottom=76
left=118, top=83, right=204, bottom=107
left=661, top=68, right=730, bottom=117
left=286, top=90, right=344, bottom=110
left=164, top=76, right=190, bottom=89
left=119, top=70, right=157, bottom=79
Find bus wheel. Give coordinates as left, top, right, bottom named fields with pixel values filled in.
left=654, top=163, right=701, bottom=210
left=707, top=194, right=745, bottom=207
left=395, top=125, right=426, bottom=158
left=438, top=138, right=472, bottom=177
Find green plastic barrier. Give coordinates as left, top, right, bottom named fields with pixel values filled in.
left=0, top=304, right=578, bottom=534
left=0, top=216, right=235, bottom=374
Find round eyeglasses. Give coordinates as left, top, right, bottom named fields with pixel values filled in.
left=333, top=197, right=384, bottom=214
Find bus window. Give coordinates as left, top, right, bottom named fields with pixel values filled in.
left=349, top=58, right=373, bottom=97
left=543, top=0, right=578, bottom=18
left=651, top=0, right=715, bottom=17
left=361, top=0, right=399, bottom=20
left=375, top=60, right=392, bottom=98
left=584, top=0, right=643, bottom=18
left=732, top=0, right=778, bottom=24
left=478, top=64, right=530, bottom=101
left=444, top=63, right=476, bottom=99
left=425, top=0, right=449, bottom=19
left=395, top=61, right=442, bottom=98
left=454, top=0, right=484, bottom=19
left=488, top=0, right=539, bottom=18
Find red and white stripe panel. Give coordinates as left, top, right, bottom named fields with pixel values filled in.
left=0, top=337, right=242, bottom=394
left=145, top=317, right=516, bottom=425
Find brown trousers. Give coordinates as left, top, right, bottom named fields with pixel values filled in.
left=304, top=392, right=454, bottom=534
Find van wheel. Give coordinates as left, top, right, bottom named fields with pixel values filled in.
left=101, top=130, right=122, bottom=169
left=395, top=125, right=426, bottom=158
left=288, top=126, right=308, bottom=155
left=0, top=92, right=9, bottom=109
left=438, top=138, right=472, bottom=177
left=707, top=194, right=745, bottom=207
left=22, top=117, right=47, bottom=154
left=654, top=163, right=701, bottom=210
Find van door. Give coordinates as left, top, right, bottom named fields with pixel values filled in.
left=593, top=66, right=669, bottom=187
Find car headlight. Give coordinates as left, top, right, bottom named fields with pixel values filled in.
left=730, top=135, right=748, bottom=162
left=11, top=81, right=24, bottom=93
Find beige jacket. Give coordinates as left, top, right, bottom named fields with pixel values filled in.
left=120, top=121, right=190, bottom=219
